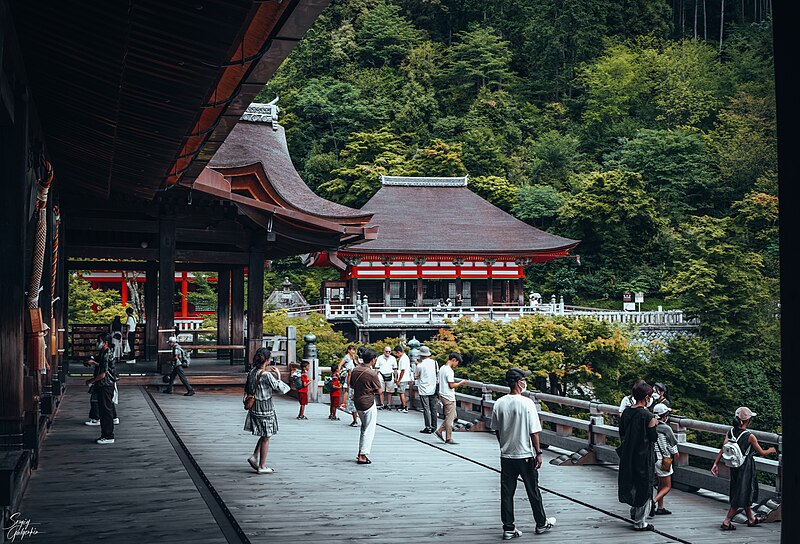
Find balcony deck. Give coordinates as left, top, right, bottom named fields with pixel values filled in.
left=18, top=386, right=781, bottom=543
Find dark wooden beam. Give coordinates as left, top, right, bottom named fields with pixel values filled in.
left=231, top=267, right=244, bottom=365
left=246, top=241, right=265, bottom=365
left=158, top=219, right=176, bottom=373
left=217, top=268, right=231, bottom=358
left=144, top=262, right=158, bottom=361
left=66, top=218, right=158, bottom=234
left=0, top=89, right=27, bottom=442
left=66, top=246, right=158, bottom=261
left=175, top=249, right=248, bottom=265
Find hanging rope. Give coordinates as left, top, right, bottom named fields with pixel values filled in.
left=51, top=204, right=60, bottom=304
left=27, top=159, right=54, bottom=309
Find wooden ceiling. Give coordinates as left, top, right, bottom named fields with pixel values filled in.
left=10, top=0, right=330, bottom=200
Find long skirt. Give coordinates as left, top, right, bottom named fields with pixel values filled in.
left=729, top=455, right=758, bottom=508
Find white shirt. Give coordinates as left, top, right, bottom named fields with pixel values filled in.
left=618, top=395, right=634, bottom=414
left=415, top=358, right=438, bottom=396
left=438, top=365, right=457, bottom=401
left=396, top=354, right=411, bottom=383
left=375, top=354, right=397, bottom=377
left=491, top=394, right=543, bottom=459
left=126, top=316, right=136, bottom=331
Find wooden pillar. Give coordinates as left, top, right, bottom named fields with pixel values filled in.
left=246, top=242, right=265, bottom=364
left=416, top=278, right=423, bottom=307
left=231, top=267, right=245, bottom=364
left=0, top=90, right=28, bottom=446
left=158, top=219, right=176, bottom=373
left=384, top=277, right=391, bottom=307
left=144, top=262, right=158, bottom=360
left=517, top=278, right=525, bottom=306
left=486, top=278, right=494, bottom=306
left=217, top=268, right=231, bottom=360
left=349, top=278, right=358, bottom=305
left=180, top=271, right=189, bottom=317
left=121, top=277, right=129, bottom=307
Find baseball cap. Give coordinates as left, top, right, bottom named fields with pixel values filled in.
left=167, top=336, right=177, bottom=343
left=735, top=406, right=757, bottom=420
left=505, top=367, right=532, bottom=385
left=653, top=403, right=672, bottom=417
left=419, top=346, right=431, bottom=356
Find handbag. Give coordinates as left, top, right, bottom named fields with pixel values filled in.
left=660, top=457, right=673, bottom=472
left=244, top=370, right=264, bottom=410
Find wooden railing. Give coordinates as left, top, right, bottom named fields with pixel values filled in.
left=305, top=367, right=779, bottom=501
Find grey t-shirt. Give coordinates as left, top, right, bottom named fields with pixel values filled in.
left=490, top=394, right=543, bottom=459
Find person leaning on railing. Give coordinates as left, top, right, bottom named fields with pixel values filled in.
left=712, top=407, right=777, bottom=531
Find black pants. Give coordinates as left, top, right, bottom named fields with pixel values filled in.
left=167, top=365, right=193, bottom=392
left=96, top=385, right=115, bottom=439
left=420, top=394, right=438, bottom=429
left=500, top=457, right=547, bottom=531
left=90, top=389, right=116, bottom=420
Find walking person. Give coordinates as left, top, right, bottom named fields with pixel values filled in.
left=85, top=333, right=118, bottom=444
left=123, top=306, right=137, bottom=363
left=110, top=316, right=124, bottom=361
left=414, top=346, right=438, bottom=434
left=712, top=407, right=777, bottom=530
left=490, top=367, right=556, bottom=539
left=434, top=352, right=468, bottom=445
left=393, top=345, right=412, bottom=412
left=293, top=361, right=310, bottom=419
left=618, top=380, right=658, bottom=531
left=650, top=403, right=678, bottom=517
left=350, top=348, right=382, bottom=464
left=339, top=345, right=357, bottom=411
left=375, top=346, right=397, bottom=409
left=342, top=346, right=360, bottom=427
left=245, top=347, right=290, bottom=474
left=163, top=336, right=195, bottom=396
left=85, top=341, right=120, bottom=427
left=328, top=360, right=342, bottom=420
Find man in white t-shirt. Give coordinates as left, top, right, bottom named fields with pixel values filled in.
left=491, top=367, right=556, bottom=540
left=414, top=346, right=438, bottom=433
left=434, top=352, right=467, bottom=445
left=393, top=345, right=412, bottom=413
left=375, top=346, right=397, bottom=409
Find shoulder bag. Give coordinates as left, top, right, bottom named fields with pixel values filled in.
left=243, top=370, right=264, bottom=410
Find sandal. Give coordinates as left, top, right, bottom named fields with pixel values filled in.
left=720, top=522, right=736, bottom=531
left=633, top=524, right=655, bottom=531
left=356, top=456, right=372, bottom=464
left=746, top=515, right=765, bottom=527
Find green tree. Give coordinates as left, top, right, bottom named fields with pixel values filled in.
left=68, top=273, right=127, bottom=324
left=512, top=185, right=564, bottom=228
left=468, top=175, right=519, bottom=211
left=356, top=1, right=424, bottom=66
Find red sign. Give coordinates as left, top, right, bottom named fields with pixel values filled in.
left=622, top=291, right=632, bottom=302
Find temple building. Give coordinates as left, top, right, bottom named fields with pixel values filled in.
left=313, top=175, right=579, bottom=307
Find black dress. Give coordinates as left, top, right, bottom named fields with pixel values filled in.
left=618, top=406, right=657, bottom=507
left=728, top=428, right=758, bottom=508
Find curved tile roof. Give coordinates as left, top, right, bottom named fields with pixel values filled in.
left=351, top=178, right=579, bottom=256
left=209, top=116, right=371, bottom=223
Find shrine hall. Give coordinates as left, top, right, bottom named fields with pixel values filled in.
left=311, top=175, right=580, bottom=308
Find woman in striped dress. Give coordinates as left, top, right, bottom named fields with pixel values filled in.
left=651, top=403, right=679, bottom=516
left=245, top=347, right=289, bottom=474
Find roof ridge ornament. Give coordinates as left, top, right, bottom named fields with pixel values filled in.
left=380, top=175, right=469, bottom=187
left=241, top=97, right=280, bottom=130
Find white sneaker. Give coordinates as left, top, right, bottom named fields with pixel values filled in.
left=256, top=467, right=274, bottom=474
left=126, top=359, right=136, bottom=364
left=535, top=518, right=556, bottom=534
left=502, top=529, right=522, bottom=540
left=85, top=419, right=100, bottom=426
left=96, top=438, right=115, bottom=444
left=113, top=418, right=120, bottom=424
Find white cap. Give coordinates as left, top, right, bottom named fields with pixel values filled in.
left=735, top=406, right=757, bottom=420
left=167, top=336, right=177, bottom=343
left=653, top=403, right=672, bottom=417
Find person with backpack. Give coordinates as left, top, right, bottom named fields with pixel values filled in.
left=326, top=361, right=342, bottom=420
left=85, top=332, right=118, bottom=444
left=292, top=361, right=310, bottom=419
left=163, top=336, right=195, bottom=396
left=711, top=406, right=777, bottom=530
left=244, top=347, right=289, bottom=474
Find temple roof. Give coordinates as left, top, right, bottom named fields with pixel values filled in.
left=208, top=104, right=373, bottom=224
left=343, top=176, right=579, bottom=257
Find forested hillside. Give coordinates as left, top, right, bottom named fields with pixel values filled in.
left=256, top=0, right=779, bottom=430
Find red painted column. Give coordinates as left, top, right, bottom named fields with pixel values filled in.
left=181, top=272, right=188, bottom=317
left=121, top=275, right=128, bottom=307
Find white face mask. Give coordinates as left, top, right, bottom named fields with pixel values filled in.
left=96, top=341, right=103, bottom=349
left=519, top=380, right=527, bottom=392
left=652, top=392, right=660, bottom=400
